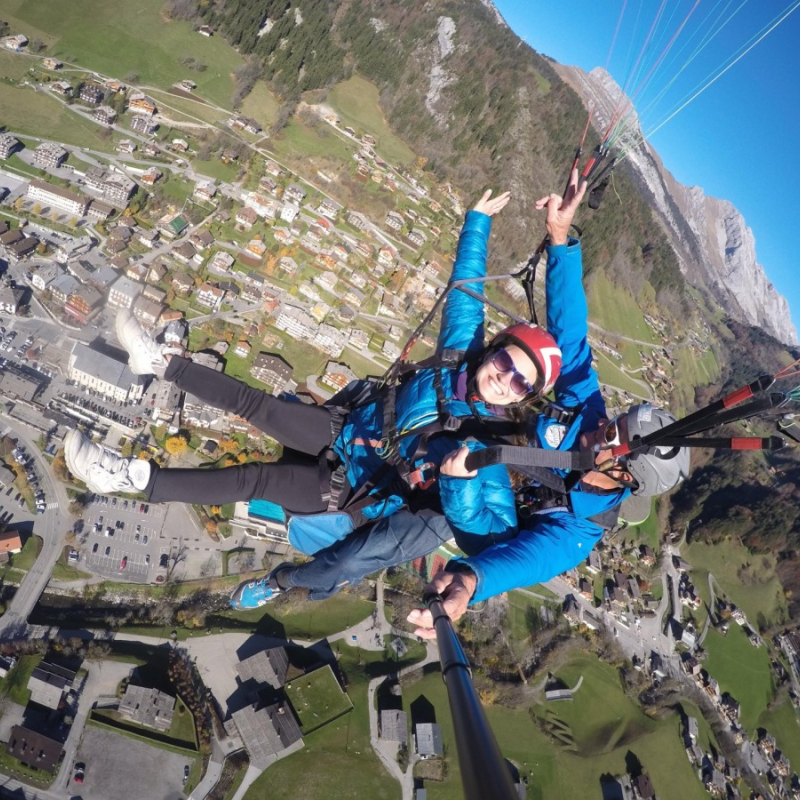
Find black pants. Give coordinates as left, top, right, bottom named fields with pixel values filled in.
left=146, top=357, right=334, bottom=514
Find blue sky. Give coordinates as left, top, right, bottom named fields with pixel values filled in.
left=493, top=0, right=800, bottom=338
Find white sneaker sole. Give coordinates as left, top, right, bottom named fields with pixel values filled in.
left=115, top=310, right=155, bottom=376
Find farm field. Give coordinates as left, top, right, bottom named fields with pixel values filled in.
left=400, top=652, right=711, bottom=800
left=683, top=539, right=787, bottom=628
left=702, top=625, right=773, bottom=735
left=586, top=271, right=659, bottom=345
left=327, top=75, right=416, bottom=166
left=0, top=0, right=244, bottom=108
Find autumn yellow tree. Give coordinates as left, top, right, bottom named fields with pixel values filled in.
left=164, top=434, right=189, bottom=455
left=236, top=451, right=248, bottom=464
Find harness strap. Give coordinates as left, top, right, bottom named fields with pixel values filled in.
left=518, top=485, right=620, bottom=531
left=464, top=445, right=595, bottom=473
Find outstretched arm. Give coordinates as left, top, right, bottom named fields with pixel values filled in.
left=437, top=191, right=511, bottom=356
left=538, top=171, right=603, bottom=414
left=408, top=513, right=603, bottom=637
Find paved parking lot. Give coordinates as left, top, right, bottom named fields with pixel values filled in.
left=74, top=724, right=194, bottom=800
left=79, top=497, right=168, bottom=584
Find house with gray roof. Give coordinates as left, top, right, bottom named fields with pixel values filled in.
left=414, top=722, right=443, bottom=759
left=48, top=274, right=81, bottom=306
left=0, top=286, right=26, bottom=314
left=118, top=685, right=175, bottom=731
left=28, top=662, right=74, bottom=710
left=236, top=647, right=289, bottom=689
left=108, top=275, right=142, bottom=310
left=231, top=701, right=303, bottom=769
left=379, top=710, right=407, bottom=743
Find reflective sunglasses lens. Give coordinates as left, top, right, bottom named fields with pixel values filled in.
left=493, top=349, right=514, bottom=372
left=510, top=374, right=531, bottom=396
left=603, top=418, right=620, bottom=445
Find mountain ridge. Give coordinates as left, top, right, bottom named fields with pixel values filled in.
left=555, top=64, right=797, bottom=345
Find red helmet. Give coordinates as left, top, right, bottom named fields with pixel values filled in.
left=491, top=323, right=562, bottom=396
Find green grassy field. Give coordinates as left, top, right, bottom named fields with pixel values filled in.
left=595, top=351, right=652, bottom=398
left=4, top=0, right=244, bottom=108
left=702, top=625, right=773, bottom=735
left=684, top=540, right=787, bottom=628
left=170, top=697, right=199, bottom=746
left=51, top=554, right=92, bottom=581
left=245, top=642, right=410, bottom=800
left=673, top=344, right=721, bottom=399
left=286, top=665, right=353, bottom=733
left=271, top=117, right=354, bottom=163
left=212, top=594, right=375, bottom=641
left=401, top=652, right=711, bottom=800
left=0, top=79, right=116, bottom=150
left=239, top=82, right=280, bottom=130
left=586, top=271, right=659, bottom=345
left=327, top=75, right=416, bottom=166
left=191, top=156, right=242, bottom=183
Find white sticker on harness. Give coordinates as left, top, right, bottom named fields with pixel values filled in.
left=544, top=423, right=567, bottom=448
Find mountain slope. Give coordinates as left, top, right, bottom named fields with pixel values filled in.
left=555, top=64, right=797, bottom=345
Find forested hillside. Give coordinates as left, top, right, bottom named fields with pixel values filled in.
left=165, top=0, right=800, bottom=624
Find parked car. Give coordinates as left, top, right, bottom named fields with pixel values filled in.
left=73, top=762, right=85, bottom=783
left=92, top=543, right=98, bottom=554
left=104, top=546, right=111, bottom=556
left=105, top=527, right=114, bottom=537
left=142, top=535, right=148, bottom=545
left=120, top=556, right=128, bottom=570
left=159, top=553, right=169, bottom=568
left=145, top=554, right=150, bottom=565
left=183, top=765, right=190, bottom=785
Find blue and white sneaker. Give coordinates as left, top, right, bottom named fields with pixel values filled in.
left=230, top=576, right=282, bottom=610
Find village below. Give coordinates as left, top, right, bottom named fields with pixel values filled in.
left=0, top=4, right=795, bottom=800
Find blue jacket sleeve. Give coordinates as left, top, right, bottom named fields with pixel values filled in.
left=437, top=210, right=491, bottom=356
left=545, top=240, right=604, bottom=416
left=459, top=511, right=604, bottom=603
left=438, top=461, right=517, bottom=537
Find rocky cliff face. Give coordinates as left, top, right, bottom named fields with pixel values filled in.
left=555, top=65, right=798, bottom=345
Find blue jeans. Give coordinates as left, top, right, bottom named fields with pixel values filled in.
left=280, top=511, right=516, bottom=600
left=281, top=511, right=454, bottom=600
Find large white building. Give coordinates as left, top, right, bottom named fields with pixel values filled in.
left=68, top=342, right=145, bottom=403
left=274, top=305, right=317, bottom=341
left=26, top=179, right=88, bottom=216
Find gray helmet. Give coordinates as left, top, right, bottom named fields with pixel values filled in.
left=624, top=404, right=691, bottom=497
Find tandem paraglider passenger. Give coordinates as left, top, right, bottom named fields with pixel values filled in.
left=64, top=188, right=564, bottom=609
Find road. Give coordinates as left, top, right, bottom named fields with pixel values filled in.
left=0, top=417, right=72, bottom=640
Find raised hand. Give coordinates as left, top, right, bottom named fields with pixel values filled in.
left=534, top=168, right=587, bottom=245
left=472, top=189, right=512, bottom=218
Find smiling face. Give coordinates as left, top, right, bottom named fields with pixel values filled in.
left=474, top=344, right=539, bottom=406
left=579, top=416, right=634, bottom=489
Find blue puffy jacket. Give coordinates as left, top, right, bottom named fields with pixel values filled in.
left=458, top=238, right=630, bottom=603
left=332, top=210, right=517, bottom=538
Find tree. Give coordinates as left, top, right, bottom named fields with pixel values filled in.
left=165, top=435, right=189, bottom=455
